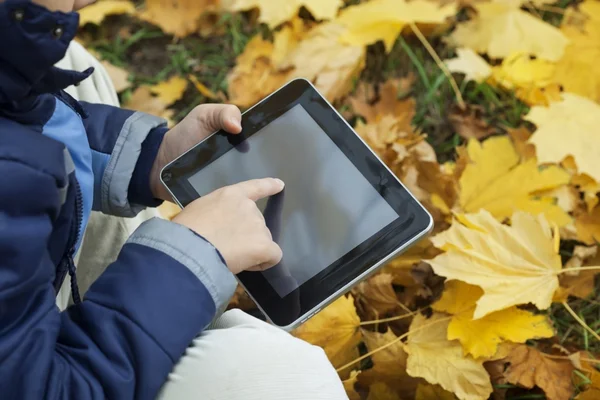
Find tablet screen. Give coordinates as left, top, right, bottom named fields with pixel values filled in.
left=187, top=105, right=399, bottom=297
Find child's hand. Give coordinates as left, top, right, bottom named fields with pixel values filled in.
left=150, top=104, right=242, bottom=201
left=172, top=178, right=285, bottom=274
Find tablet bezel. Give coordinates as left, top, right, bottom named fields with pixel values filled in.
left=161, top=78, right=433, bottom=329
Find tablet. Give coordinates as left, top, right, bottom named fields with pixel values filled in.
left=161, top=79, right=433, bottom=329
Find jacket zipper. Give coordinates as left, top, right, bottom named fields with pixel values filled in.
left=55, top=177, right=84, bottom=304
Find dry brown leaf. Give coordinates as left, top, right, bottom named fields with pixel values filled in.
left=139, top=0, right=219, bottom=37
left=385, top=239, right=441, bottom=286
left=353, top=273, right=402, bottom=316
left=575, top=206, right=600, bottom=245
left=448, top=105, right=495, bottom=141
left=576, top=362, right=600, bottom=400
left=226, top=285, right=257, bottom=311
left=350, top=78, right=415, bottom=124
left=555, top=246, right=600, bottom=302
left=100, top=61, right=131, bottom=93
left=367, top=382, right=404, bottom=400
left=342, top=371, right=361, bottom=400
left=483, top=359, right=508, bottom=400
left=415, top=383, right=458, bottom=400
left=358, top=329, right=419, bottom=397
left=293, top=295, right=361, bottom=378
left=502, top=345, right=575, bottom=400
left=507, top=127, right=536, bottom=161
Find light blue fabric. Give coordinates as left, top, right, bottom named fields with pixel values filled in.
left=90, top=149, right=110, bottom=211
left=43, top=97, right=94, bottom=250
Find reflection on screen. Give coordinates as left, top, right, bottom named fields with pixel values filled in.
left=187, top=105, right=399, bottom=297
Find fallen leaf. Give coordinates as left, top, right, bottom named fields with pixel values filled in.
left=571, top=172, right=600, bottom=213
left=226, top=285, right=257, bottom=311
left=491, top=52, right=560, bottom=106
left=100, top=60, right=131, bottom=93
left=429, top=210, right=563, bottom=318
left=353, top=273, right=402, bottom=316
left=149, top=76, right=188, bottom=105
left=448, top=105, right=495, bottom=141
left=293, top=295, right=361, bottom=375
left=227, top=35, right=289, bottom=108
left=458, top=136, right=571, bottom=227
left=358, top=329, right=419, bottom=396
left=575, top=205, right=600, bottom=245
left=281, top=22, right=366, bottom=103
left=448, top=0, right=568, bottom=61
left=553, top=0, right=600, bottom=104
left=188, top=75, right=218, bottom=99
left=526, top=93, right=600, bottom=183
left=483, top=358, right=509, bottom=400
left=432, top=281, right=554, bottom=359
left=350, top=78, right=416, bottom=124
left=367, top=382, right=404, bottom=400
left=342, top=370, right=361, bottom=400
left=222, top=0, right=343, bottom=28
left=228, top=21, right=364, bottom=107
left=124, top=86, right=174, bottom=122
left=577, top=364, right=600, bottom=400
left=78, top=0, right=135, bottom=26
left=337, top=0, right=457, bottom=52
left=404, top=313, right=493, bottom=400
left=385, top=239, right=441, bottom=286
left=507, top=127, right=536, bottom=161
left=502, top=345, right=575, bottom=400
left=415, top=383, right=458, bottom=400
left=445, top=48, right=492, bottom=83
left=139, top=0, right=219, bottom=37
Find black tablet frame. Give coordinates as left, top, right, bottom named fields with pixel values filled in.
left=161, top=79, right=433, bottom=328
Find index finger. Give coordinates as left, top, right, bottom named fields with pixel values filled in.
left=233, top=178, right=285, bottom=201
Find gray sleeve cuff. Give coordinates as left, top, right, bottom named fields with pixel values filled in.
left=101, top=112, right=167, bottom=217
left=126, top=218, right=237, bottom=313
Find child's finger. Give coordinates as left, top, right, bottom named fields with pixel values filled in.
left=219, top=105, right=242, bottom=134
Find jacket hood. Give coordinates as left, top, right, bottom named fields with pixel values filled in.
left=0, top=0, right=93, bottom=103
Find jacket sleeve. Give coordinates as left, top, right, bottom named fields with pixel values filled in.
left=80, top=102, right=168, bottom=217
left=0, top=155, right=237, bottom=399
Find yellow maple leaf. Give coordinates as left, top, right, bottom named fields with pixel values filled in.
left=553, top=0, right=600, bottom=103
left=139, top=0, right=219, bottom=37
left=342, top=371, right=361, bottom=400
left=432, top=281, right=554, bottom=359
left=490, top=52, right=561, bottom=106
left=448, top=0, right=568, bottom=61
left=100, top=61, right=131, bottom=93
left=78, top=0, right=135, bottom=26
left=525, top=93, right=600, bottom=183
left=124, top=86, right=174, bottom=123
left=293, top=295, right=361, bottom=376
left=444, top=48, right=492, bottom=83
left=430, top=210, right=563, bottom=318
left=149, top=76, right=188, bottom=106
left=337, top=0, right=457, bottom=52
left=404, top=313, right=493, bottom=400
left=222, top=0, right=343, bottom=28
left=458, top=136, right=571, bottom=227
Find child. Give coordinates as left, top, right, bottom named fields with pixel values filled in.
left=0, top=0, right=347, bottom=398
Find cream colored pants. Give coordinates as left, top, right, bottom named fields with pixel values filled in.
left=55, top=41, right=347, bottom=400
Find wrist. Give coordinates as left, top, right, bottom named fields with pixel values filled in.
left=130, top=126, right=168, bottom=205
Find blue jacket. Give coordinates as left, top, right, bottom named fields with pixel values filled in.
left=0, top=1, right=237, bottom=398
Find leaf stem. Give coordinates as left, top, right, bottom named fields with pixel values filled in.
left=558, top=266, right=600, bottom=275
left=358, top=310, right=420, bottom=326
left=562, top=301, right=600, bottom=343
left=408, top=22, right=466, bottom=110
left=336, top=315, right=452, bottom=373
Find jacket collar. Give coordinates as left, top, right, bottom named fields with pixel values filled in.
left=0, top=0, right=93, bottom=104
